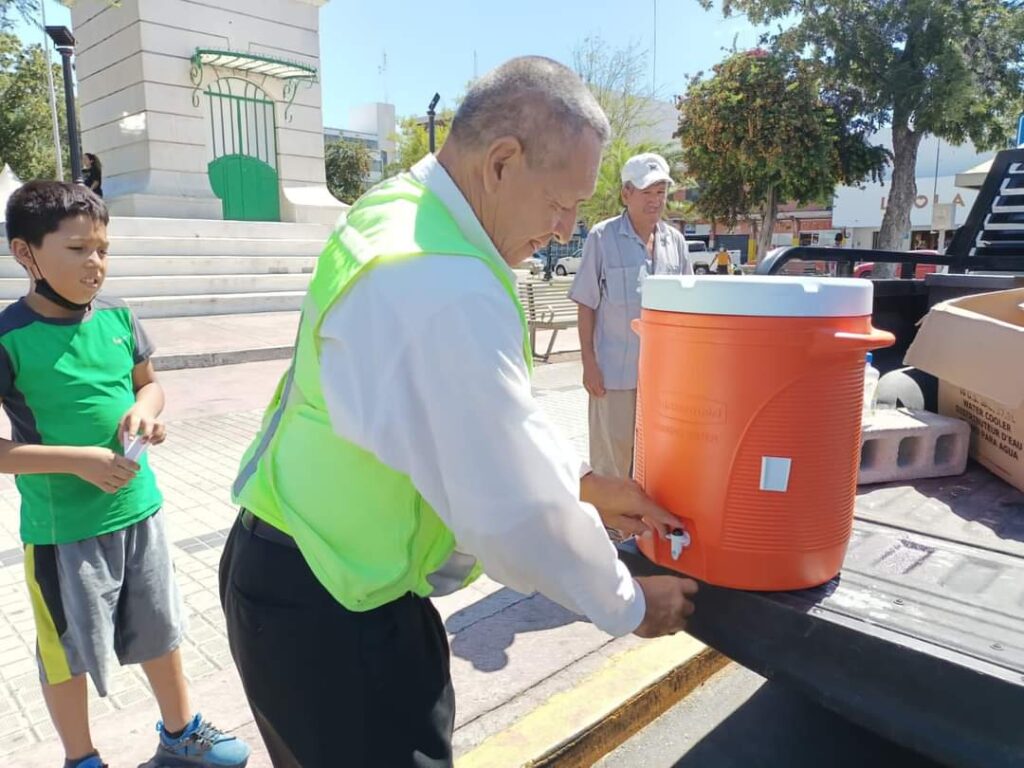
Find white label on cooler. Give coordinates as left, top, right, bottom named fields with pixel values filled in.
left=760, top=457, right=792, bottom=493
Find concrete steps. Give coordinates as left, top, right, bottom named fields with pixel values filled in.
left=0, top=273, right=310, bottom=300
left=95, top=236, right=325, bottom=257
left=0, top=256, right=317, bottom=278
left=0, top=291, right=306, bottom=318
left=102, top=217, right=328, bottom=240
left=0, top=216, right=326, bottom=318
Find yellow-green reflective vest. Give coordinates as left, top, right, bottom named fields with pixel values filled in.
left=232, top=173, right=532, bottom=611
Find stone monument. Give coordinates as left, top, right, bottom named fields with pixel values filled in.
left=68, top=0, right=343, bottom=225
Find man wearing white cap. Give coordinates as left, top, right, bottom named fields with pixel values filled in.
left=569, top=152, right=691, bottom=485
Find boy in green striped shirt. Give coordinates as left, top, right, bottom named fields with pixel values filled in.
left=1, top=182, right=249, bottom=768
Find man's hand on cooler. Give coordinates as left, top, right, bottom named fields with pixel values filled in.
left=633, top=575, right=698, bottom=638
left=580, top=472, right=679, bottom=538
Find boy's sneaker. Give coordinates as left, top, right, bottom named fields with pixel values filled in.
left=153, top=713, right=250, bottom=767
left=64, top=755, right=106, bottom=768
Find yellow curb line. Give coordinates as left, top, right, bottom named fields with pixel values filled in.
left=457, top=635, right=729, bottom=768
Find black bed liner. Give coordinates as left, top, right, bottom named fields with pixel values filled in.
left=620, top=464, right=1024, bottom=768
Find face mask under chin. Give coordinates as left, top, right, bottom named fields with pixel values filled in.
left=34, top=278, right=93, bottom=312
left=26, top=246, right=94, bottom=312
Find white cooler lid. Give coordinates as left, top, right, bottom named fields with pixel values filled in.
left=641, top=275, right=874, bottom=317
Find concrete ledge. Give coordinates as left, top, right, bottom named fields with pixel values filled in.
left=153, top=345, right=294, bottom=371
left=457, top=635, right=728, bottom=768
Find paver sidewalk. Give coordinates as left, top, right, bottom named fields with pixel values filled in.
left=0, top=360, right=645, bottom=767
left=145, top=309, right=582, bottom=371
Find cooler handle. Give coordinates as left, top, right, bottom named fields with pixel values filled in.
left=814, top=327, right=895, bottom=354
left=637, top=318, right=894, bottom=351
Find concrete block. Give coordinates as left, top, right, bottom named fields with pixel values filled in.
left=859, top=408, right=970, bottom=486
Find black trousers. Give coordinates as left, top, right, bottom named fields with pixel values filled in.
left=219, top=516, right=455, bottom=768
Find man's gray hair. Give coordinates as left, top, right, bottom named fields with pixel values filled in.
left=448, top=56, right=611, bottom=167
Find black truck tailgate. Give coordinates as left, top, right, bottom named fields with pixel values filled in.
left=619, top=464, right=1024, bottom=768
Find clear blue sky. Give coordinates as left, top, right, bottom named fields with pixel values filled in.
left=14, top=0, right=769, bottom=127
left=316, top=0, right=768, bottom=125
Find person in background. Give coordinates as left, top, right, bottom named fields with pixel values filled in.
left=82, top=153, right=102, bottom=198
left=714, top=246, right=732, bottom=275
left=570, top=153, right=692, bottom=483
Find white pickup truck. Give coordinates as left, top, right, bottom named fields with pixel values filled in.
left=685, top=240, right=741, bottom=273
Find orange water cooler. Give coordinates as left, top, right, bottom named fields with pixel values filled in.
left=633, top=275, right=894, bottom=590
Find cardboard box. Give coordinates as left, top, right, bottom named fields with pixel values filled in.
left=904, top=288, right=1024, bottom=493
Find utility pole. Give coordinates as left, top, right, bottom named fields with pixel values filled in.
left=378, top=51, right=388, bottom=103
left=932, top=138, right=944, bottom=252
left=652, top=0, right=657, bottom=94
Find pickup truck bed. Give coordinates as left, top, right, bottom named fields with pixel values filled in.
left=619, top=463, right=1024, bottom=768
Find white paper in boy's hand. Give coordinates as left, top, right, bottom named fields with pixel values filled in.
left=122, top=432, right=149, bottom=462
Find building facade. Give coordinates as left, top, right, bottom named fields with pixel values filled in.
left=69, top=0, right=343, bottom=224
left=832, top=174, right=979, bottom=252
left=675, top=202, right=838, bottom=263
left=831, top=133, right=987, bottom=251
left=323, top=102, right=396, bottom=184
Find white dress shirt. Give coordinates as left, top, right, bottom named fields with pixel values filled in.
left=318, top=155, right=646, bottom=637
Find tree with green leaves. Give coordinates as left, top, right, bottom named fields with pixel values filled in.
left=678, top=49, right=887, bottom=261
left=1, top=0, right=35, bottom=28
left=700, top=0, right=1024, bottom=272
left=324, top=139, right=372, bottom=204
left=386, top=111, right=453, bottom=175
left=2, top=1, right=117, bottom=27
left=0, top=32, right=69, bottom=181
left=572, top=36, right=697, bottom=228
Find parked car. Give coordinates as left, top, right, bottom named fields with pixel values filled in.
left=854, top=250, right=943, bottom=279
left=521, top=254, right=546, bottom=275
left=554, top=249, right=583, bottom=276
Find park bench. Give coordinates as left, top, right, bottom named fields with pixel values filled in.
left=517, top=278, right=577, bottom=362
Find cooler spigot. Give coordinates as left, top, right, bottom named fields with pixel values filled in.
left=669, top=527, right=691, bottom=560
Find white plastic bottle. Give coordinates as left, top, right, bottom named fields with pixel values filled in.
left=863, top=352, right=880, bottom=417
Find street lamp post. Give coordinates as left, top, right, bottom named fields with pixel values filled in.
left=40, top=3, right=64, bottom=180
left=427, top=93, right=440, bottom=154
left=45, top=26, right=82, bottom=184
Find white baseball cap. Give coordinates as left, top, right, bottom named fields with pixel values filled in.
left=621, top=153, right=674, bottom=190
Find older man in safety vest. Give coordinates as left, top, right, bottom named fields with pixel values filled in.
left=220, top=57, right=698, bottom=768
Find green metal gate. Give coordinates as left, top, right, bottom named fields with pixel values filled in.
left=206, top=78, right=280, bottom=221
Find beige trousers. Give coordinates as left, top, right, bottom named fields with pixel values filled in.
left=588, top=389, right=638, bottom=479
